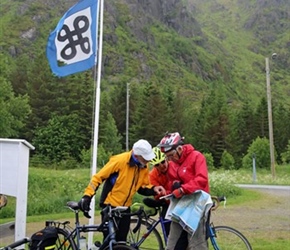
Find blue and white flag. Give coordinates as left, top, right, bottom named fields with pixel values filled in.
left=46, top=0, right=99, bottom=77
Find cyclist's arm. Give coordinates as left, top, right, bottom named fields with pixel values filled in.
left=137, top=186, right=155, bottom=196
left=84, top=159, right=119, bottom=197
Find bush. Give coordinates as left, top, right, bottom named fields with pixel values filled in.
left=32, top=114, right=85, bottom=162
left=31, top=154, right=82, bottom=169
left=209, top=171, right=242, bottom=198
left=242, top=137, right=275, bottom=169
left=204, top=152, right=215, bottom=170
left=281, top=140, right=290, bottom=164
left=220, top=150, right=235, bottom=170
left=80, top=144, right=112, bottom=169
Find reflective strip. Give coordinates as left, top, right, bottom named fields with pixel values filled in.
left=44, top=245, right=56, bottom=250
left=89, top=182, right=97, bottom=191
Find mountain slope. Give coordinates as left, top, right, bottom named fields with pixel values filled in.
left=0, top=0, right=289, bottom=107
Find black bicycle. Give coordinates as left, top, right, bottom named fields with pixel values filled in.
left=44, top=201, right=139, bottom=250
left=1, top=202, right=140, bottom=250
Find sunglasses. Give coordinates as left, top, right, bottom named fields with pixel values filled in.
left=165, top=150, right=177, bottom=159
left=154, top=160, right=166, bottom=167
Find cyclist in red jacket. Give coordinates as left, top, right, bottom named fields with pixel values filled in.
left=158, top=132, right=210, bottom=250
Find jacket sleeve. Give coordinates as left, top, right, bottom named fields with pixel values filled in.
left=136, top=167, right=155, bottom=196
left=137, top=186, right=156, bottom=196
left=84, top=157, right=118, bottom=197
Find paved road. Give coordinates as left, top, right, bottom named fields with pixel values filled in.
left=236, top=184, right=290, bottom=190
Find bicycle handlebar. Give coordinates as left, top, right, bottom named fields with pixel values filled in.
left=1, top=237, right=30, bottom=250
left=211, top=196, right=226, bottom=211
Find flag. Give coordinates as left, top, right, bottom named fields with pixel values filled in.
left=46, top=0, right=99, bottom=77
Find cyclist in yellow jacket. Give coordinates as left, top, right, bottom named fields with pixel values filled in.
left=78, top=139, right=166, bottom=243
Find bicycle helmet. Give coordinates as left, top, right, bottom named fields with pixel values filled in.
left=158, top=132, right=184, bottom=153
left=150, top=147, right=166, bottom=165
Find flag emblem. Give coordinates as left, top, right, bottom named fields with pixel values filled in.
left=46, top=0, right=98, bottom=77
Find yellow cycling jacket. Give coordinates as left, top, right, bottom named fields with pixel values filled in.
left=84, top=150, right=154, bottom=207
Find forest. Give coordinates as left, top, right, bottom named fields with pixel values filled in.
left=1, top=0, right=290, bottom=169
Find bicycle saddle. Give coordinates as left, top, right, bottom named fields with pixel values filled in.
left=67, top=201, right=79, bottom=210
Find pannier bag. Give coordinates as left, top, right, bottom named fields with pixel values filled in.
left=29, top=227, right=58, bottom=250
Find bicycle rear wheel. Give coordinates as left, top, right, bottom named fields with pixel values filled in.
left=55, top=227, right=77, bottom=250
left=104, top=244, right=137, bottom=250
left=209, top=225, right=252, bottom=250
left=127, top=218, right=164, bottom=250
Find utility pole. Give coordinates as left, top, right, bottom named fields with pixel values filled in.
left=126, top=82, right=130, bottom=151
left=265, top=56, right=276, bottom=179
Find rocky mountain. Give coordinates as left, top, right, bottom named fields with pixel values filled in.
left=1, top=0, right=289, bottom=106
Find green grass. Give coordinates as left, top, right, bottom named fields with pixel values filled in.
left=1, top=165, right=289, bottom=221
left=210, top=165, right=290, bottom=185
left=225, top=188, right=262, bottom=205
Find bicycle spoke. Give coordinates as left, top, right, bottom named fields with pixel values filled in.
left=55, top=228, right=76, bottom=250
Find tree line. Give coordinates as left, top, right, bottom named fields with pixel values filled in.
left=1, top=51, right=290, bottom=170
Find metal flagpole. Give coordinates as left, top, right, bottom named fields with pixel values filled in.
left=265, top=56, right=276, bottom=179
left=88, top=0, right=104, bottom=247
left=126, top=82, right=130, bottom=151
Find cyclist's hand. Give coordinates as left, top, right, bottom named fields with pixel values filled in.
left=78, top=195, right=92, bottom=218
left=172, top=187, right=184, bottom=199
left=153, top=186, right=166, bottom=196
left=171, top=180, right=181, bottom=191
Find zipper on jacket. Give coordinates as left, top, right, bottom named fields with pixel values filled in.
left=123, top=166, right=139, bottom=206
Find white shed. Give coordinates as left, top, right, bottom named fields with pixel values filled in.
left=0, top=139, right=35, bottom=243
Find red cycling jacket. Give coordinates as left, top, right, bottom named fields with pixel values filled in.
left=149, top=167, right=170, bottom=200
left=167, top=144, right=210, bottom=194
left=149, top=167, right=169, bottom=189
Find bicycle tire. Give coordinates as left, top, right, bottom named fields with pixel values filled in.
left=127, top=218, right=164, bottom=250
left=55, top=227, right=77, bottom=250
left=209, top=225, right=252, bottom=250
left=104, top=244, right=137, bottom=250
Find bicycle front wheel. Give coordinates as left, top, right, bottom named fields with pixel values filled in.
left=127, top=218, right=164, bottom=250
left=209, top=226, right=252, bottom=250
left=55, top=227, right=77, bottom=250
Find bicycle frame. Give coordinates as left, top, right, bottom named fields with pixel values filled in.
left=130, top=207, right=171, bottom=248
left=48, top=203, right=128, bottom=250
left=207, top=223, right=219, bottom=250
left=158, top=216, right=171, bottom=244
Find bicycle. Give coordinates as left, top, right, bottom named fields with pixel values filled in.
left=44, top=201, right=142, bottom=250
left=127, top=196, right=252, bottom=250
left=1, top=202, right=140, bottom=250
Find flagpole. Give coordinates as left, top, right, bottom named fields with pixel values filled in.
left=88, top=0, right=104, bottom=247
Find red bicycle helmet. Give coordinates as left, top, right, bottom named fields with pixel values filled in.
left=158, top=132, right=184, bottom=153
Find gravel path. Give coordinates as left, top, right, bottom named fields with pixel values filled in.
left=210, top=187, right=290, bottom=248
